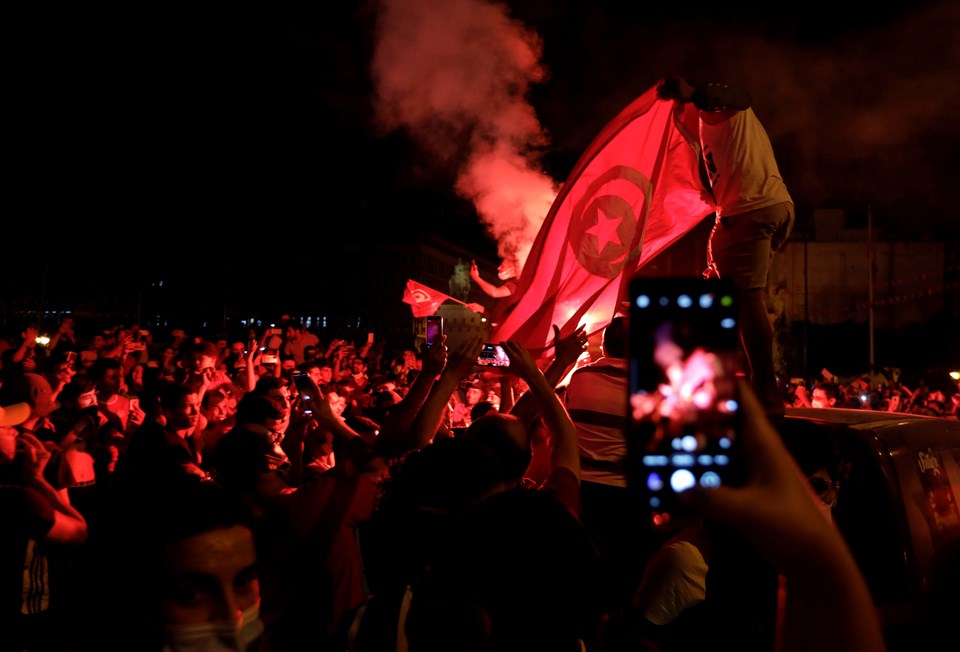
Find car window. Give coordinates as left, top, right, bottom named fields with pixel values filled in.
left=832, top=432, right=913, bottom=605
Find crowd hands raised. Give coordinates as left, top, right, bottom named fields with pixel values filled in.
left=0, top=316, right=885, bottom=651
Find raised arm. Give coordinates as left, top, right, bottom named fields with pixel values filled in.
left=375, top=340, right=448, bottom=460
left=401, top=335, right=484, bottom=453
left=500, top=340, right=580, bottom=483
left=18, top=431, right=88, bottom=545
left=470, top=260, right=512, bottom=298
left=511, top=324, right=588, bottom=428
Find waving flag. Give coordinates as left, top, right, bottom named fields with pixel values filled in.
left=403, top=279, right=456, bottom=317
left=490, top=80, right=715, bottom=358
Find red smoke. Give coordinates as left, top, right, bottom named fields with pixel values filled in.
left=370, top=0, right=558, bottom=269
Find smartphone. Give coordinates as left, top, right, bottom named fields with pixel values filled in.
left=626, top=276, right=744, bottom=523
left=291, top=371, right=318, bottom=415
left=425, top=315, right=443, bottom=349
left=476, top=343, right=510, bottom=367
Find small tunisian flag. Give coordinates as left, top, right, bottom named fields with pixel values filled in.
left=403, top=280, right=453, bottom=318
left=490, top=79, right=715, bottom=357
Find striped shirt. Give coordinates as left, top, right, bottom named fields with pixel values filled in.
left=564, top=356, right=629, bottom=488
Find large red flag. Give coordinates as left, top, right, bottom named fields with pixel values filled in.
left=490, top=80, right=715, bottom=358
left=403, top=279, right=455, bottom=318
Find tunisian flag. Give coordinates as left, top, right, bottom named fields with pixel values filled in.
left=490, top=80, right=715, bottom=358
left=403, top=279, right=454, bottom=318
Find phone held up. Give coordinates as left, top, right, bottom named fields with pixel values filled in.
left=626, top=276, right=744, bottom=525
left=476, top=343, right=510, bottom=367
left=291, top=371, right=318, bottom=416
left=425, top=315, right=443, bottom=349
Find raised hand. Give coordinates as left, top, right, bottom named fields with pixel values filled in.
left=552, top=323, right=589, bottom=367
left=421, top=334, right=448, bottom=377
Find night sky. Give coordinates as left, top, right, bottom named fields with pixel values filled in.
left=5, top=1, right=959, bottom=305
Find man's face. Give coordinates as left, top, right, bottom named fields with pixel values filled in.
left=318, top=366, right=333, bottom=383
left=811, top=388, right=835, bottom=408
left=99, top=368, right=124, bottom=395
left=78, top=389, right=98, bottom=410
left=168, top=393, right=202, bottom=431
left=497, top=260, right=517, bottom=280
left=198, top=354, right=218, bottom=372
left=266, top=388, right=292, bottom=420
left=466, top=388, right=484, bottom=405
left=205, top=393, right=237, bottom=423
left=327, top=392, right=347, bottom=417
left=161, top=525, right=260, bottom=626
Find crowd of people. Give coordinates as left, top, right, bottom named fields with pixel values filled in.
left=782, top=370, right=960, bottom=417
left=0, top=311, right=897, bottom=652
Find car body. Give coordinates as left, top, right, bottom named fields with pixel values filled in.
left=782, top=407, right=960, bottom=650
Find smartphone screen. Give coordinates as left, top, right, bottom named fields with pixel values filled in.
left=476, top=343, right=510, bottom=367
left=626, top=276, right=744, bottom=522
left=425, top=316, right=443, bottom=349
left=291, top=372, right=318, bottom=415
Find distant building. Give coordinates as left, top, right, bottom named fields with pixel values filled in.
left=769, top=209, right=947, bottom=330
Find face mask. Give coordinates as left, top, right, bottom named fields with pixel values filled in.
left=163, top=602, right=263, bottom=652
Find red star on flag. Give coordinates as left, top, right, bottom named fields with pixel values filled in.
left=585, top=209, right=623, bottom=254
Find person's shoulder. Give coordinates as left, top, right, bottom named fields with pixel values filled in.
left=570, top=356, right=626, bottom=375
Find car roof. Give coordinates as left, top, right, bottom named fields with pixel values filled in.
left=785, top=407, right=960, bottom=450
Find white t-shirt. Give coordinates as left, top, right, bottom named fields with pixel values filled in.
left=700, top=108, right=792, bottom=218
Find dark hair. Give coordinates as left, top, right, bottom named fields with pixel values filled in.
left=816, top=381, right=840, bottom=401
left=602, top=316, right=627, bottom=358
left=252, top=375, right=288, bottom=395
left=235, top=393, right=283, bottom=425
left=464, top=412, right=531, bottom=483
left=469, top=400, right=496, bottom=423
left=157, top=381, right=201, bottom=412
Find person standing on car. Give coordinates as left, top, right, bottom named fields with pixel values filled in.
left=657, top=74, right=794, bottom=420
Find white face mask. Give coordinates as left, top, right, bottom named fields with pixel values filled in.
left=163, top=602, right=263, bottom=652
